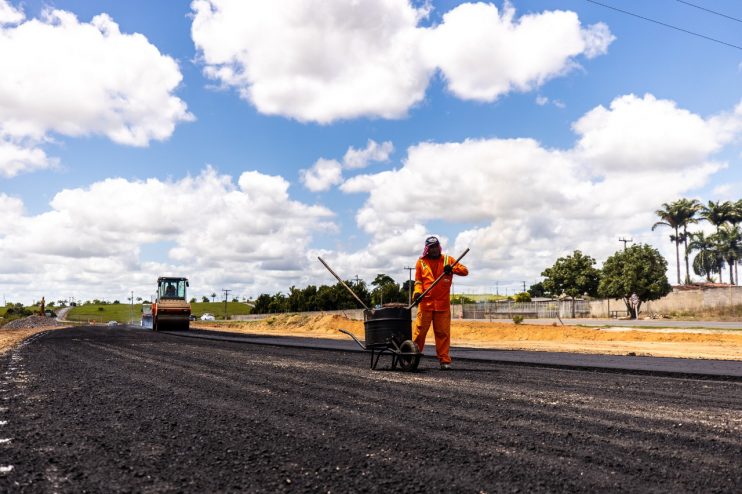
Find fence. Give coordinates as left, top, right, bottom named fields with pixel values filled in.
left=460, top=299, right=590, bottom=320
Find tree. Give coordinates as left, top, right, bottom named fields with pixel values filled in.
left=711, top=224, right=742, bottom=285
left=210, top=292, right=217, bottom=303
left=370, top=274, right=402, bottom=306
left=201, top=296, right=209, bottom=303
left=527, top=281, right=548, bottom=298
left=541, top=250, right=600, bottom=317
left=598, top=244, right=672, bottom=319
left=674, top=198, right=701, bottom=284
left=652, top=202, right=684, bottom=285
left=513, top=292, right=532, bottom=303
left=688, top=232, right=720, bottom=282
left=189, top=297, right=197, bottom=303
left=700, top=200, right=734, bottom=282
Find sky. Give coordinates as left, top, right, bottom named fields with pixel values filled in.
left=1, top=0, right=741, bottom=305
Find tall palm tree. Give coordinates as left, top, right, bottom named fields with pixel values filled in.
left=700, top=200, right=734, bottom=282
left=730, top=200, right=742, bottom=284
left=674, top=198, right=701, bottom=284
left=712, top=224, right=742, bottom=285
left=652, top=202, right=684, bottom=285
left=688, top=232, right=720, bottom=282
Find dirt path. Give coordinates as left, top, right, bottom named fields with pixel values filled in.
left=194, top=314, right=742, bottom=360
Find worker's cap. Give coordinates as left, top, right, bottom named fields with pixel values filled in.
left=422, top=236, right=440, bottom=256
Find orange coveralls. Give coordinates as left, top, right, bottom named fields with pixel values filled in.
left=413, top=253, right=468, bottom=364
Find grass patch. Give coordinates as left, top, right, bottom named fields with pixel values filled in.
left=67, top=301, right=252, bottom=323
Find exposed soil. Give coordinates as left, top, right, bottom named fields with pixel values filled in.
left=194, top=314, right=742, bottom=360
left=1, top=326, right=739, bottom=492
left=0, top=316, right=70, bottom=354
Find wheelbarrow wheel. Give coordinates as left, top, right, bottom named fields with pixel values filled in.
left=397, top=340, right=420, bottom=372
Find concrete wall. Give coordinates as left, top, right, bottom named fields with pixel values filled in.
left=589, top=286, right=742, bottom=317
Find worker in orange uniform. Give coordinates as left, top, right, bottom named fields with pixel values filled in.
left=412, top=236, right=468, bottom=370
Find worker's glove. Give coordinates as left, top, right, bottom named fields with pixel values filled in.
left=412, top=293, right=423, bottom=305
left=444, top=265, right=453, bottom=275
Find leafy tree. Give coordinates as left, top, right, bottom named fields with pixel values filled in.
left=210, top=292, right=217, bottom=303
left=598, top=244, right=672, bottom=318
left=527, top=281, right=547, bottom=298
left=652, top=202, right=684, bottom=285
left=689, top=232, right=720, bottom=282
left=674, top=198, right=701, bottom=284
left=189, top=298, right=197, bottom=303
left=711, top=224, right=742, bottom=285
left=513, top=292, right=532, bottom=303
left=700, top=200, right=735, bottom=282
left=541, top=250, right=600, bottom=317
left=370, top=274, right=403, bottom=306
left=201, top=296, right=209, bottom=303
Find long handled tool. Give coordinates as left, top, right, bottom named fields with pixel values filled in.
left=317, top=257, right=370, bottom=310
left=407, top=248, right=470, bottom=309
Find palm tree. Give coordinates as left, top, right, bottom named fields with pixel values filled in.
left=652, top=202, right=684, bottom=284
left=712, top=224, right=742, bottom=285
left=700, top=200, right=734, bottom=282
left=674, top=198, right=701, bottom=284
left=730, top=200, right=742, bottom=284
left=688, top=232, right=720, bottom=282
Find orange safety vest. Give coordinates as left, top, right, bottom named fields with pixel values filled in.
left=414, top=253, right=468, bottom=311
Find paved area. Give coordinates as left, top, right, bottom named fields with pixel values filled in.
left=0, top=326, right=740, bottom=492
left=173, top=328, right=742, bottom=379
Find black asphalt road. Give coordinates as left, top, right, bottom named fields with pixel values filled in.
left=0, top=326, right=740, bottom=493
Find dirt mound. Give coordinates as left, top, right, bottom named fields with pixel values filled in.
left=194, top=314, right=742, bottom=360
left=2, top=315, right=65, bottom=330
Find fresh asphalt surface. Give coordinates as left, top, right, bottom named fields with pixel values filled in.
left=0, top=326, right=740, bottom=492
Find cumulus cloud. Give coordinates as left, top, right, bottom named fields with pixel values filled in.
left=191, top=0, right=431, bottom=123
left=0, top=5, right=193, bottom=176
left=422, top=2, right=614, bottom=102
left=300, top=158, right=343, bottom=192
left=300, top=139, right=394, bottom=191
left=191, top=0, right=612, bottom=122
left=343, top=139, right=394, bottom=169
left=0, top=0, right=23, bottom=25
left=0, top=167, right=335, bottom=302
left=0, top=140, right=56, bottom=177
left=336, top=94, right=740, bottom=288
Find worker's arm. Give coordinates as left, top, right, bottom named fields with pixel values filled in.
left=413, top=259, right=424, bottom=297
left=453, top=261, right=468, bottom=277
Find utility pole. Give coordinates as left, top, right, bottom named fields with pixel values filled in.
left=222, top=289, right=231, bottom=320
left=130, top=290, right=134, bottom=325
left=522, top=281, right=526, bottom=293
left=619, top=237, right=633, bottom=250
left=404, top=267, right=414, bottom=305
left=496, top=281, right=499, bottom=296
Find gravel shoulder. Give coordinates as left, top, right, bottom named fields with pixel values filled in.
left=0, top=316, right=72, bottom=355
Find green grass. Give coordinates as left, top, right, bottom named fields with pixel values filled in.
left=66, top=301, right=251, bottom=323
left=455, top=293, right=509, bottom=302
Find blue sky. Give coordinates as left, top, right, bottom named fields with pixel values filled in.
left=1, top=0, right=741, bottom=304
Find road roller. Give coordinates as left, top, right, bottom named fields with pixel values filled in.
left=152, top=277, right=191, bottom=331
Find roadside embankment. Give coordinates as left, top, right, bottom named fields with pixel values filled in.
left=193, top=313, right=742, bottom=361
left=0, top=316, right=72, bottom=354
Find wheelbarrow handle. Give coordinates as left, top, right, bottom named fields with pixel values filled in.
left=407, top=248, right=470, bottom=310
left=339, top=329, right=367, bottom=350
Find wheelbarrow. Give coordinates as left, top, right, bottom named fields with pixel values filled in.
left=339, top=305, right=420, bottom=371
left=318, top=248, right=469, bottom=372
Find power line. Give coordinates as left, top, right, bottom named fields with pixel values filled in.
left=583, top=0, right=742, bottom=51
left=675, top=0, right=742, bottom=24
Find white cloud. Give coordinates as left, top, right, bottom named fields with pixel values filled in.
left=0, top=0, right=23, bottom=25
left=301, top=139, right=395, bottom=191
left=300, top=158, right=343, bottom=192
left=572, top=94, right=722, bottom=173
left=536, top=95, right=549, bottom=106
left=0, top=140, right=56, bottom=177
left=191, top=0, right=612, bottom=122
left=0, top=167, right=335, bottom=302
left=191, top=0, right=431, bottom=123
left=0, top=6, right=193, bottom=176
left=336, top=94, right=740, bottom=288
left=343, top=139, right=394, bottom=169
left=421, top=2, right=615, bottom=102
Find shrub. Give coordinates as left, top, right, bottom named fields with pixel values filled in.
left=512, top=315, right=524, bottom=325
